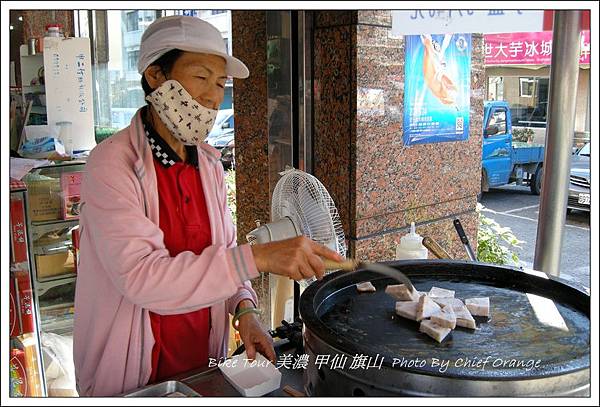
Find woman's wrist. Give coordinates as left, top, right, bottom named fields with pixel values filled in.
left=250, top=244, right=266, bottom=273
left=236, top=299, right=255, bottom=313
left=233, top=304, right=262, bottom=330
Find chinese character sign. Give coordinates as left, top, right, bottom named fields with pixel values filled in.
left=76, top=53, right=88, bottom=113
left=43, top=37, right=96, bottom=151
left=403, top=33, right=472, bottom=146
left=10, top=198, right=27, bottom=264
left=392, top=10, right=544, bottom=35
left=484, top=31, right=590, bottom=65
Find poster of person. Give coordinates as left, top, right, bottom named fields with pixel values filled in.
left=403, top=33, right=472, bottom=146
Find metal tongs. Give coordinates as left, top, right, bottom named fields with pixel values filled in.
left=322, top=258, right=417, bottom=294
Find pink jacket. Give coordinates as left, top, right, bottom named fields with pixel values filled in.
left=73, top=110, right=259, bottom=396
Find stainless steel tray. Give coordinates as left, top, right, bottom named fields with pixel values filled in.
left=124, top=380, right=201, bottom=397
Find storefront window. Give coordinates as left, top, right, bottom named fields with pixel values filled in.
left=487, top=76, right=549, bottom=128
left=519, top=77, right=535, bottom=98
left=78, top=10, right=233, bottom=134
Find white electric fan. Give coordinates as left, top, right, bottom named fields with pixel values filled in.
left=246, top=167, right=347, bottom=318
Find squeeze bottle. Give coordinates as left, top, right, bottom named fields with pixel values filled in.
left=395, top=222, right=429, bottom=260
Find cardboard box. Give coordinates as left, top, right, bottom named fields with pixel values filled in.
left=26, top=178, right=62, bottom=222
left=34, top=251, right=75, bottom=279
left=60, top=172, right=83, bottom=220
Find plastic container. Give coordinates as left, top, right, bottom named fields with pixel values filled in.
left=56, top=122, right=73, bottom=156
left=218, top=352, right=282, bottom=397
left=45, top=24, right=64, bottom=38
left=395, top=222, right=429, bottom=260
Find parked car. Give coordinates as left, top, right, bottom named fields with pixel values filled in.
left=205, top=109, right=235, bottom=170
left=567, top=142, right=590, bottom=212
left=218, top=135, right=235, bottom=170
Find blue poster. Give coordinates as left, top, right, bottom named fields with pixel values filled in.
left=403, top=33, right=472, bottom=146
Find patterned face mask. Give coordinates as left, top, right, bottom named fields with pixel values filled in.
left=146, top=79, right=218, bottom=146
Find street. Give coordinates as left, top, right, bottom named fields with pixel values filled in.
left=480, top=184, right=590, bottom=290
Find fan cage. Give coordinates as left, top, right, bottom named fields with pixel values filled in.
left=271, top=169, right=347, bottom=258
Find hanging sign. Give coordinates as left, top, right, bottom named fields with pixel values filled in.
left=484, top=30, right=591, bottom=65
left=392, top=10, right=545, bottom=35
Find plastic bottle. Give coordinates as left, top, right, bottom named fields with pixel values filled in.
left=56, top=121, right=73, bottom=156
left=395, top=222, right=429, bottom=260
left=45, top=24, right=64, bottom=38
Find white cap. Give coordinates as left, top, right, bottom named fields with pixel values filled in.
left=137, top=15, right=249, bottom=78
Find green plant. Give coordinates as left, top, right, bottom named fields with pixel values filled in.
left=94, top=126, right=120, bottom=144
left=476, top=203, right=524, bottom=265
left=225, top=169, right=237, bottom=225
left=512, top=127, right=534, bottom=143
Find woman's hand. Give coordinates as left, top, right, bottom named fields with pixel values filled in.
left=237, top=310, right=276, bottom=363
left=251, top=236, right=345, bottom=281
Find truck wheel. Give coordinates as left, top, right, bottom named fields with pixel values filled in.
left=530, top=166, right=543, bottom=195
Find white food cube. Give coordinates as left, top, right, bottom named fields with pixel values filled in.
left=465, top=297, right=490, bottom=317
left=416, top=295, right=442, bottom=321
left=395, top=301, right=419, bottom=321
left=430, top=305, right=457, bottom=329
left=419, top=319, right=451, bottom=343
left=428, top=287, right=455, bottom=298
left=385, top=284, right=419, bottom=301
left=432, top=297, right=465, bottom=310
left=356, top=281, right=376, bottom=292
left=454, top=304, right=477, bottom=329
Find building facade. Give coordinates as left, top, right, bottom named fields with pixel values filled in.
left=484, top=30, right=591, bottom=147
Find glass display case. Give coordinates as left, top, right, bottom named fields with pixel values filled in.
left=9, top=184, right=46, bottom=397
left=19, top=160, right=85, bottom=397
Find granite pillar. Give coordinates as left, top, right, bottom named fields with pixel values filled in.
left=313, top=10, right=484, bottom=261
left=231, top=11, right=272, bottom=326
left=232, top=10, right=485, bottom=326
left=22, top=10, right=75, bottom=39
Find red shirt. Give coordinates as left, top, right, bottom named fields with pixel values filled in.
left=143, top=113, right=213, bottom=383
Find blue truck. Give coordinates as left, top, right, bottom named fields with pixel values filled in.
left=481, top=100, right=545, bottom=195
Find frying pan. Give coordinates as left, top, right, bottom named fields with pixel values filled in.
left=300, top=260, right=590, bottom=396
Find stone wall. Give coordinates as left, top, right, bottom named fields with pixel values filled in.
left=231, top=11, right=272, bottom=326
left=312, top=11, right=484, bottom=261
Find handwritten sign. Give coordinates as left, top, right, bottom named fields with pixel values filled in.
left=392, top=10, right=544, bottom=35
left=43, top=37, right=96, bottom=151
left=76, top=53, right=88, bottom=113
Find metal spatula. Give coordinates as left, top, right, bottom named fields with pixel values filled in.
left=323, top=258, right=417, bottom=293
